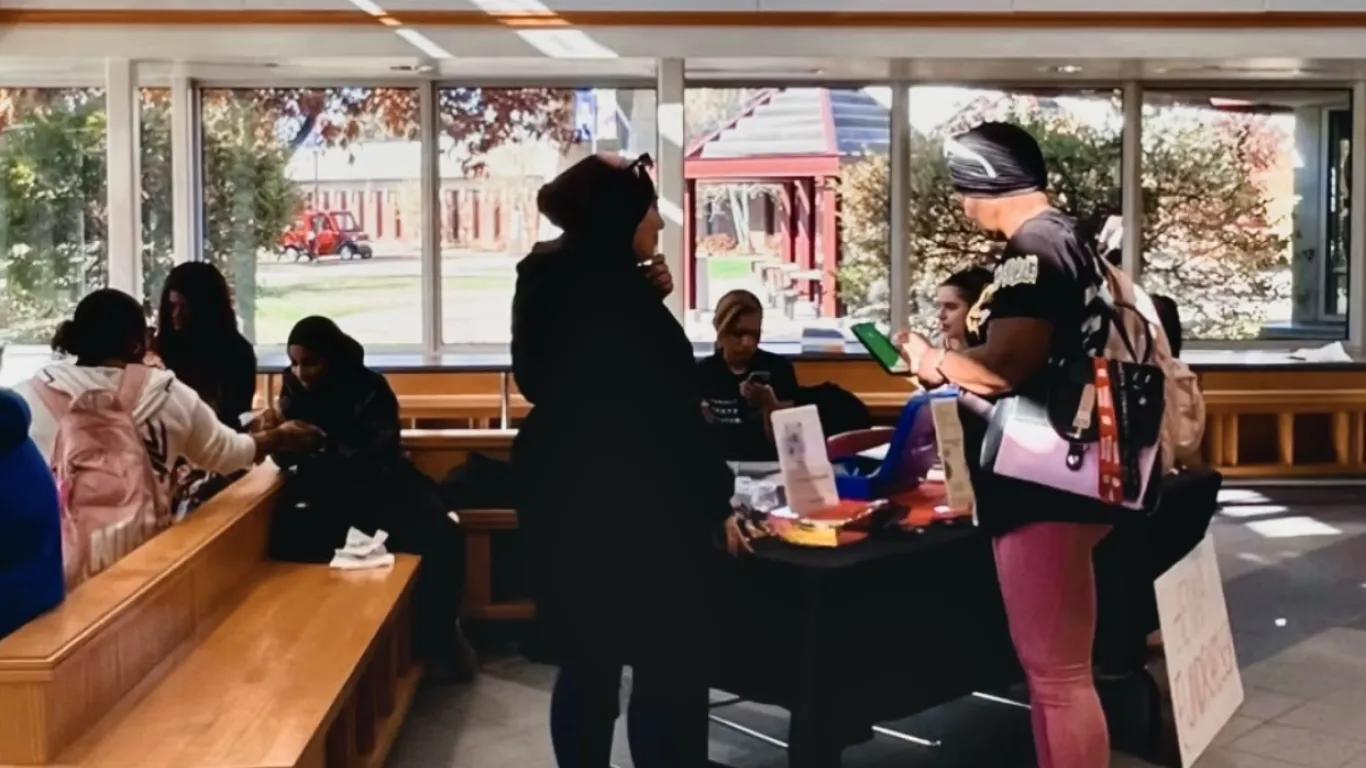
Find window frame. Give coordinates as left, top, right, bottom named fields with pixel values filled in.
left=4, top=64, right=1366, bottom=365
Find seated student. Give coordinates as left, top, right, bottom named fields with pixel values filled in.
left=1151, top=294, right=1205, bottom=467
left=935, top=267, right=994, bottom=349
left=267, top=316, right=474, bottom=682
left=697, top=289, right=798, bottom=460
left=0, top=388, right=64, bottom=639
left=12, top=290, right=321, bottom=580
left=152, top=263, right=260, bottom=516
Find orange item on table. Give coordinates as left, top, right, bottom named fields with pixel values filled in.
left=891, top=482, right=974, bottom=529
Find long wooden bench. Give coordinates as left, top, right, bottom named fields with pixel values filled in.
left=0, top=464, right=422, bottom=768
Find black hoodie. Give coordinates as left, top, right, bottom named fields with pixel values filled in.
left=510, top=155, right=733, bottom=664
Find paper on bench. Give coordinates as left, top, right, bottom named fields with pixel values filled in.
left=330, top=528, right=395, bottom=570
left=338, top=528, right=389, bottom=558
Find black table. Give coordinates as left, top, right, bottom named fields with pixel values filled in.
left=710, top=524, right=1024, bottom=767
left=709, top=510, right=1182, bottom=768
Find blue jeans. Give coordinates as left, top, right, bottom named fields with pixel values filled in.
left=549, top=661, right=709, bottom=768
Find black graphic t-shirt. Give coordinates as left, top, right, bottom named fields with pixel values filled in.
left=965, top=210, right=1110, bottom=535
left=967, top=210, right=1103, bottom=371
left=697, top=349, right=799, bottom=461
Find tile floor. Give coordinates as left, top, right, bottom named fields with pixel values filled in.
left=388, top=486, right=1366, bottom=768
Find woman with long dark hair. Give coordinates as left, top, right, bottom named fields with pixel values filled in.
left=935, top=266, right=994, bottom=350
left=268, top=316, right=473, bottom=681
left=512, top=154, right=740, bottom=767
left=153, top=262, right=257, bottom=429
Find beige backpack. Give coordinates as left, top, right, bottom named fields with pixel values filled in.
left=1095, top=262, right=1205, bottom=474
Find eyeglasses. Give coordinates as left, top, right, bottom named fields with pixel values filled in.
left=627, top=153, right=654, bottom=177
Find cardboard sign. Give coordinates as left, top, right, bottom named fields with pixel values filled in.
left=770, top=405, right=839, bottom=517
left=1154, top=533, right=1244, bottom=768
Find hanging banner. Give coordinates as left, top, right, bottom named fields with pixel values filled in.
left=1154, top=533, right=1244, bottom=768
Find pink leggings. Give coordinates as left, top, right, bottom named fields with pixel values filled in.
left=994, top=522, right=1112, bottom=768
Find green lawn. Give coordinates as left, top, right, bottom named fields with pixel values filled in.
left=252, top=274, right=514, bottom=344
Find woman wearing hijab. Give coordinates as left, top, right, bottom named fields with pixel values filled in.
left=269, top=316, right=473, bottom=681
left=512, top=153, right=740, bottom=768
left=897, top=123, right=1113, bottom=768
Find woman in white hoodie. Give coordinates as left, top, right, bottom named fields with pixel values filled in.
left=14, top=289, right=320, bottom=494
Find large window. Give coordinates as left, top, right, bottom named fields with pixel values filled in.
left=903, top=86, right=1123, bottom=338
left=0, top=87, right=109, bottom=346
left=685, top=87, right=890, bottom=343
left=140, top=87, right=172, bottom=312
left=437, top=87, right=657, bottom=345
left=1141, top=89, right=1352, bottom=341
left=200, top=87, right=421, bottom=346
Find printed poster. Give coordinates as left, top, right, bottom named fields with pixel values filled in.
left=770, top=405, right=839, bottom=517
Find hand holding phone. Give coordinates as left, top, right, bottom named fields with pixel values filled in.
left=740, top=370, right=777, bottom=409
left=850, top=322, right=911, bottom=376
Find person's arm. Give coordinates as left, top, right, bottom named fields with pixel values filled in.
left=755, top=356, right=799, bottom=445
left=178, top=381, right=315, bottom=474
left=908, top=245, right=1075, bottom=396
left=770, top=356, right=799, bottom=410
left=326, top=380, right=403, bottom=465
left=919, top=318, right=1053, bottom=396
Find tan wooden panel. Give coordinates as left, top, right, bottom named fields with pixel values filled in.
left=58, top=559, right=419, bottom=768
left=0, top=465, right=282, bottom=765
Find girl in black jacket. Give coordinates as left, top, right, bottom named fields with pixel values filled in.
left=512, top=154, right=736, bottom=767
left=270, top=316, right=472, bottom=681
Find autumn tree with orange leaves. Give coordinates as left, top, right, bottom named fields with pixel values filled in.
left=0, top=86, right=575, bottom=343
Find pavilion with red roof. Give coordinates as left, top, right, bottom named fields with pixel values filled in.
left=683, top=87, right=890, bottom=318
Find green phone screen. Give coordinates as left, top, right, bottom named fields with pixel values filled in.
left=850, top=323, right=909, bottom=375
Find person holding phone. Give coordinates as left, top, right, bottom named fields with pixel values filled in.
left=267, top=316, right=474, bottom=682
left=697, top=289, right=798, bottom=461
left=897, top=123, right=1114, bottom=768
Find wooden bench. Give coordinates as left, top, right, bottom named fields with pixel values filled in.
left=1203, top=387, right=1366, bottom=477
left=403, top=430, right=528, bottom=623
left=0, top=464, right=422, bottom=767
left=57, top=559, right=420, bottom=768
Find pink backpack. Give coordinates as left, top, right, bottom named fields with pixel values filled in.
left=32, top=365, right=166, bottom=587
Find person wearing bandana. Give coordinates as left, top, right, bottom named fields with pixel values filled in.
left=897, top=122, right=1113, bottom=768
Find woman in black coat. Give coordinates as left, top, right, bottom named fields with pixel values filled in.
left=512, top=154, right=737, bottom=767
left=269, top=316, right=473, bottom=681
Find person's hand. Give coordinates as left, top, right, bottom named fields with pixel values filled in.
left=642, top=255, right=673, bottom=298
left=896, top=331, right=945, bottom=386
left=276, top=420, right=324, bottom=452
left=740, top=381, right=778, bottom=411
left=249, top=405, right=283, bottom=432
left=724, top=513, right=755, bottom=557
left=701, top=400, right=715, bottom=424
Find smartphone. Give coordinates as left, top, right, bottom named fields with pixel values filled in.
left=744, top=370, right=772, bottom=385
left=850, top=322, right=910, bottom=376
